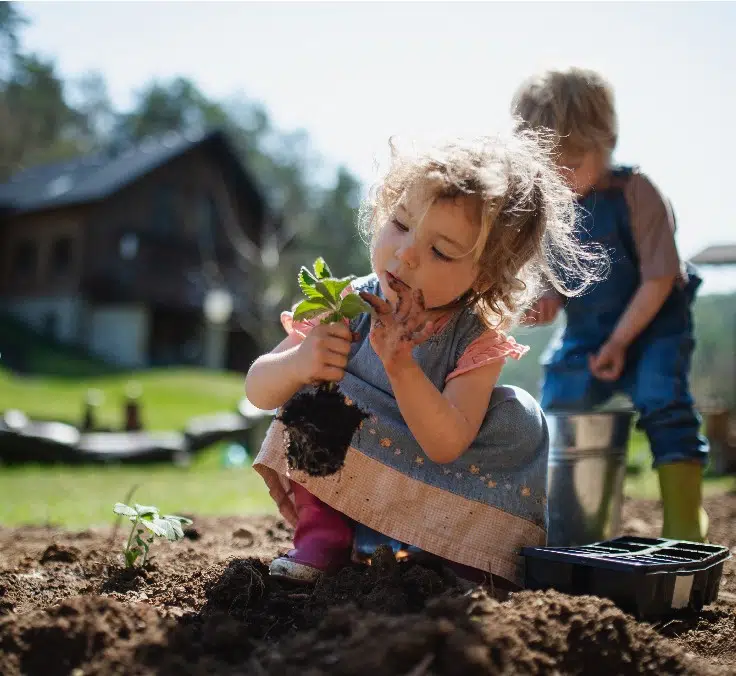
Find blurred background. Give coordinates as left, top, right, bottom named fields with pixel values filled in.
left=1, top=1, right=734, bottom=527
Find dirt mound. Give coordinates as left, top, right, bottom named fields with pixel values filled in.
left=658, top=607, right=736, bottom=671
left=0, top=497, right=733, bottom=675
left=0, top=554, right=713, bottom=676
left=39, top=544, right=81, bottom=564
left=0, top=595, right=169, bottom=676
left=254, top=590, right=708, bottom=676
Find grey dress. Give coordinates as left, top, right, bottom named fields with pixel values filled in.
left=254, top=274, right=548, bottom=585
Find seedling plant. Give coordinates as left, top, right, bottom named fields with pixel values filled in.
left=278, top=257, right=371, bottom=476
left=113, top=502, right=192, bottom=568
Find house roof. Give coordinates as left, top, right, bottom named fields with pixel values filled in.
left=0, top=128, right=266, bottom=220
left=691, top=244, right=736, bottom=266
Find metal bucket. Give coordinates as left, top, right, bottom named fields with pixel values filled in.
left=545, top=409, right=634, bottom=547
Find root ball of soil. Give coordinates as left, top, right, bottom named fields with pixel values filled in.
left=277, top=384, right=370, bottom=477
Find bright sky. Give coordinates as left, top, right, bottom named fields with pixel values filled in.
left=17, top=1, right=736, bottom=292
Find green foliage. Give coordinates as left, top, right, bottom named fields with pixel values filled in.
left=113, top=502, right=192, bottom=568
left=115, top=76, right=229, bottom=144
left=292, top=257, right=370, bottom=323
left=0, top=457, right=275, bottom=528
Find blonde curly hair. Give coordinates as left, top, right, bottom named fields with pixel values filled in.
left=358, top=129, right=607, bottom=329
left=511, top=67, right=618, bottom=159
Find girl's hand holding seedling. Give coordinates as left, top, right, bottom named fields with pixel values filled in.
left=289, top=257, right=369, bottom=387
left=295, top=321, right=354, bottom=386
left=245, top=258, right=370, bottom=411
left=269, top=258, right=372, bottom=477
left=360, top=276, right=434, bottom=376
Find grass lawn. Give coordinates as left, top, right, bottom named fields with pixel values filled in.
left=0, top=365, right=277, bottom=527
left=1, top=365, right=733, bottom=529
left=0, top=367, right=247, bottom=431
left=2, top=426, right=732, bottom=529
left=0, top=447, right=276, bottom=528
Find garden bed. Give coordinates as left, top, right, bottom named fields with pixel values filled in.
left=1, top=496, right=734, bottom=675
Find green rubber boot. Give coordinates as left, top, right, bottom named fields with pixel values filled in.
left=657, top=461, right=709, bottom=542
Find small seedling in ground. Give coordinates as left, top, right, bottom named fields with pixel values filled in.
left=278, top=257, right=371, bottom=476
left=112, top=502, right=193, bottom=568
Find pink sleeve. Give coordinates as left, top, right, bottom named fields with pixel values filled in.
left=445, top=330, right=529, bottom=383
left=280, top=283, right=355, bottom=341
left=280, top=311, right=321, bottom=341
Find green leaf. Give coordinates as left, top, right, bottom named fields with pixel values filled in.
left=153, top=517, right=178, bottom=541
left=134, top=504, right=159, bottom=518
left=113, top=503, right=137, bottom=518
left=163, top=514, right=193, bottom=526
left=339, top=294, right=371, bottom=319
left=320, top=311, right=343, bottom=325
left=320, top=277, right=354, bottom=302
left=293, top=299, right=330, bottom=322
left=312, top=280, right=337, bottom=304
left=135, top=534, right=150, bottom=553
left=140, top=518, right=167, bottom=537
left=313, top=257, right=332, bottom=280
left=163, top=516, right=185, bottom=540
left=298, top=266, right=321, bottom=299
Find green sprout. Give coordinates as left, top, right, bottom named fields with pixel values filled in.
left=292, top=257, right=371, bottom=324
left=113, top=502, right=193, bottom=568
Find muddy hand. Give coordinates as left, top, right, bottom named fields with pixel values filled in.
left=359, top=280, right=434, bottom=373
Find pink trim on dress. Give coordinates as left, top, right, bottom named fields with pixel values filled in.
left=445, top=331, right=529, bottom=383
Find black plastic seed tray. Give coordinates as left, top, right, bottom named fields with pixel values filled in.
left=521, top=536, right=731, bottom=619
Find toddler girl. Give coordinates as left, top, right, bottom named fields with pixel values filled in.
left=246, top=131, right=602, bottom=587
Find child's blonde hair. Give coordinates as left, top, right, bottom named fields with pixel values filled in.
left=511, top=67, right=617, bottom=159
left=359, top=130, right=606, bottom=329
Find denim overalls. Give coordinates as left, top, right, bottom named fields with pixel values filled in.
left=540, top=167, right=708, bottom=467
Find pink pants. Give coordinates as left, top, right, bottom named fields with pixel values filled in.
left=287, top=481, right=354, bottom=571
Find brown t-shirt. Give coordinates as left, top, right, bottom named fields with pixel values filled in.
left=618, top=170, right=687, bottom=286
left=542, top=169, right=687, bottom=303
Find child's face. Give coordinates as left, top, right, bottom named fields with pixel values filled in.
left=371, top=193, right=480, bottom=311
left=558, top=149, right=607, bottom=196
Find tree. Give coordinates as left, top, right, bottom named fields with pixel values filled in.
left=115, top=76, right=230, bottom=143
left=68, top=71, right=116, bottom=150
left=0, top=53, right=83, bottom=178
left=0, top=3, right=96, bottom=176
left=0, top=1, right=26, bottom=81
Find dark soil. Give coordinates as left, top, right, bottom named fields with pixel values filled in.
left=0, top=495, right=734, bottom=675
left=277, top=383, right=370, bottom=476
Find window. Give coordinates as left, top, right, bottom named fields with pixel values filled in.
left=50, top=236, right=73, bottom=278
left=12, top=240, right=38, bottom=284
